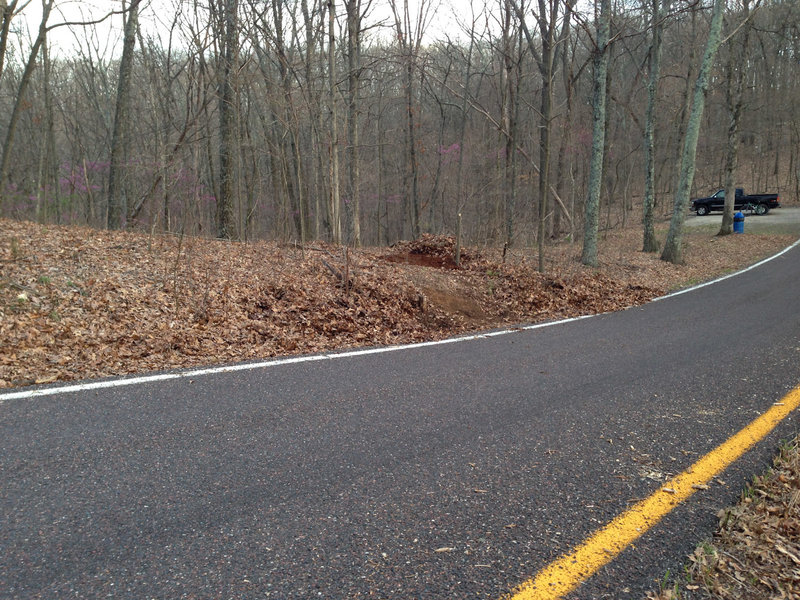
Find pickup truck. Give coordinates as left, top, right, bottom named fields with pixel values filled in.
left=692, top=188, right=780, bottom=216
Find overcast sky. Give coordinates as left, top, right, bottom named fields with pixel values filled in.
left=16, top=0, right=479, bottom=58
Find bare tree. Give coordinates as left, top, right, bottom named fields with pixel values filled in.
left=662, top=0, right=726, bottom=264
left=455, top=11, right=480, bottom=252
left=107, top=0, right=141, bottom=229
left=500, top=0, right=520, bottom=250
left=0, top=0, right=54, bottom=194
left=345, top=0, right=366, bottom=246
left=514, top=0, right=572, bottom=270
left=126, top=7, right=214, bottom=231
left=34, top=20, right=56, bottom=223
left=215, top=0, right=238, bottom=239
left=1, top=0, right=798, bottom=255
left=642, top=0, right=669, bottom=252
left=0, top=0, right=23, bottom=84
left=327, top=0, right=342, bottom=243
left=389, top=0, right=435, bottom=239
left=535, top=0, right=561, bottom=271
left=718, top=0, right=753, bottom=236
left=581, top=0, right=611, bottom=267
left=552, top=0, right=575, bottom=241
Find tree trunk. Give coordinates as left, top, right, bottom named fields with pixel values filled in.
left=108, top=0, right=141, bottom=230
left=376, top=88, right=385, bottom=245
left=581, top=0, right=611, bottom=267
left=661, top=0, right=725, bottom=264
left=35, top=35, right=54, bottom=223
left=508, top=36, right=522, bottom=248
left=671, top=4, right=697, bottom=203
left=455, top=20, right=475, bottom=243
left=0, top=0, right=18, bottom=84
left=327, top=0, right=342, bottom=244
left=553, top=2, right=574, bottom=240
left=501, top=0, right=515, bottom=248
left=267, top=0, right=306, bottom=242
left=405, top=58, right=420, bottom=239
left=514, top=0, right=564, bottom=270
left=719, top=0, right=751, bottom=236
left=642, top=0, right=667, bottom=252
left=216, top=0, right=238, bottom=239
left=536, top=0, right=557, bottom=273
left=0, top=0, right=54, bottom=194
left=301, top=0, right=317, bottom=241
left=346, top=0, right=361, bottom=246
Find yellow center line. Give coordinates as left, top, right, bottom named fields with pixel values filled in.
left=504, top=385, right=800, bottom=600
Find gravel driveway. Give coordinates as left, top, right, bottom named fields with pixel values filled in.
left=684, top=205, right=800, bottom=234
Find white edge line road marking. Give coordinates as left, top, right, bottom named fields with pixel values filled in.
left=654, top=237, right=800, bottom=301
left=0, top=315, right=596, bottom=403
left=3, top=239, right=798, bottom=403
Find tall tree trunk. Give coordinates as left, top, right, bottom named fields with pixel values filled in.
left=0, top=0, right=19, bottom=84
left=661, top=0, right=725, bottom=264
left=327, top=0, right=342, bottom=244
left=553, top=2, right=574, bottom=240
left=0, top=0, right=54, bottom=194
left=376, top=88, right=385, bottom=245
left=405, top=58, right=420, bottom=238
left=536, top=0, right=557, bottom=273
left=455, top=22, right=475, bottom=245
left=216, top=0, right=238, bottom=239
left=389, top=0, right=430, bottom=240
left=581, top=0, right=611, bottom=267
left=301, top=0, right=317, bottom=241
left=642, top=0, right=667, bottom=252
left=108, top=0, right=141, bottom=230
left=514, top=0, right=564, bottom=271
left=507, top=36, right=522, bottom=251
left=268, top=0, right=305, bottom=242
left=501, top=0, right=515, bottom=248
left=671, top=4, right=697, bottom=201
left=35, top=36, right=54, bottom=223
left=346, top=0, right=362, bottom=246
left=719, top=0, right=751, bottom=236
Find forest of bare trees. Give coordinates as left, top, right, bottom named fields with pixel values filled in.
left=1, top=0, right=799, bottom=264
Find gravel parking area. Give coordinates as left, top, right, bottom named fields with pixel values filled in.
left=685, top=206, right=800, bottom=234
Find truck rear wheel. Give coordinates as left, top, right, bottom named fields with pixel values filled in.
left=755, top=203, right=768, bottom=215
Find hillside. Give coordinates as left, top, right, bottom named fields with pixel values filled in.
left=1, top=218, right=795, bottom=389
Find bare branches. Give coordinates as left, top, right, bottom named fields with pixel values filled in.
left=0, top=0, right=797, bottom=256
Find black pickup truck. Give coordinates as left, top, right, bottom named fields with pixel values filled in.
left=692, top=188, right=780, bottom=216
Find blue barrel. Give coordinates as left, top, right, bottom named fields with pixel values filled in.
left=733, top=211, right=744, bottom=234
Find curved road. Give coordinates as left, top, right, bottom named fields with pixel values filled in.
left=2, top=244, right=800, bottom=599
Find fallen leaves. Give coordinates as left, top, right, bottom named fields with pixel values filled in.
left=681, top=436, right=800, bottom=599
left=0, top=219, right=795, bottom=389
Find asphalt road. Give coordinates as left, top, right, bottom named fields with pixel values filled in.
left=3, top=244, right=800, bottom=599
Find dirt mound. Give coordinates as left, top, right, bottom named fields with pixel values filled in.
left=386, top=234, right=480, bottom=269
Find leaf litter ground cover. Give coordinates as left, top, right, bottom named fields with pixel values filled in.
left=1, top=218, right=795, bottom=388
left=648, top=435, right=800, bottom=600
